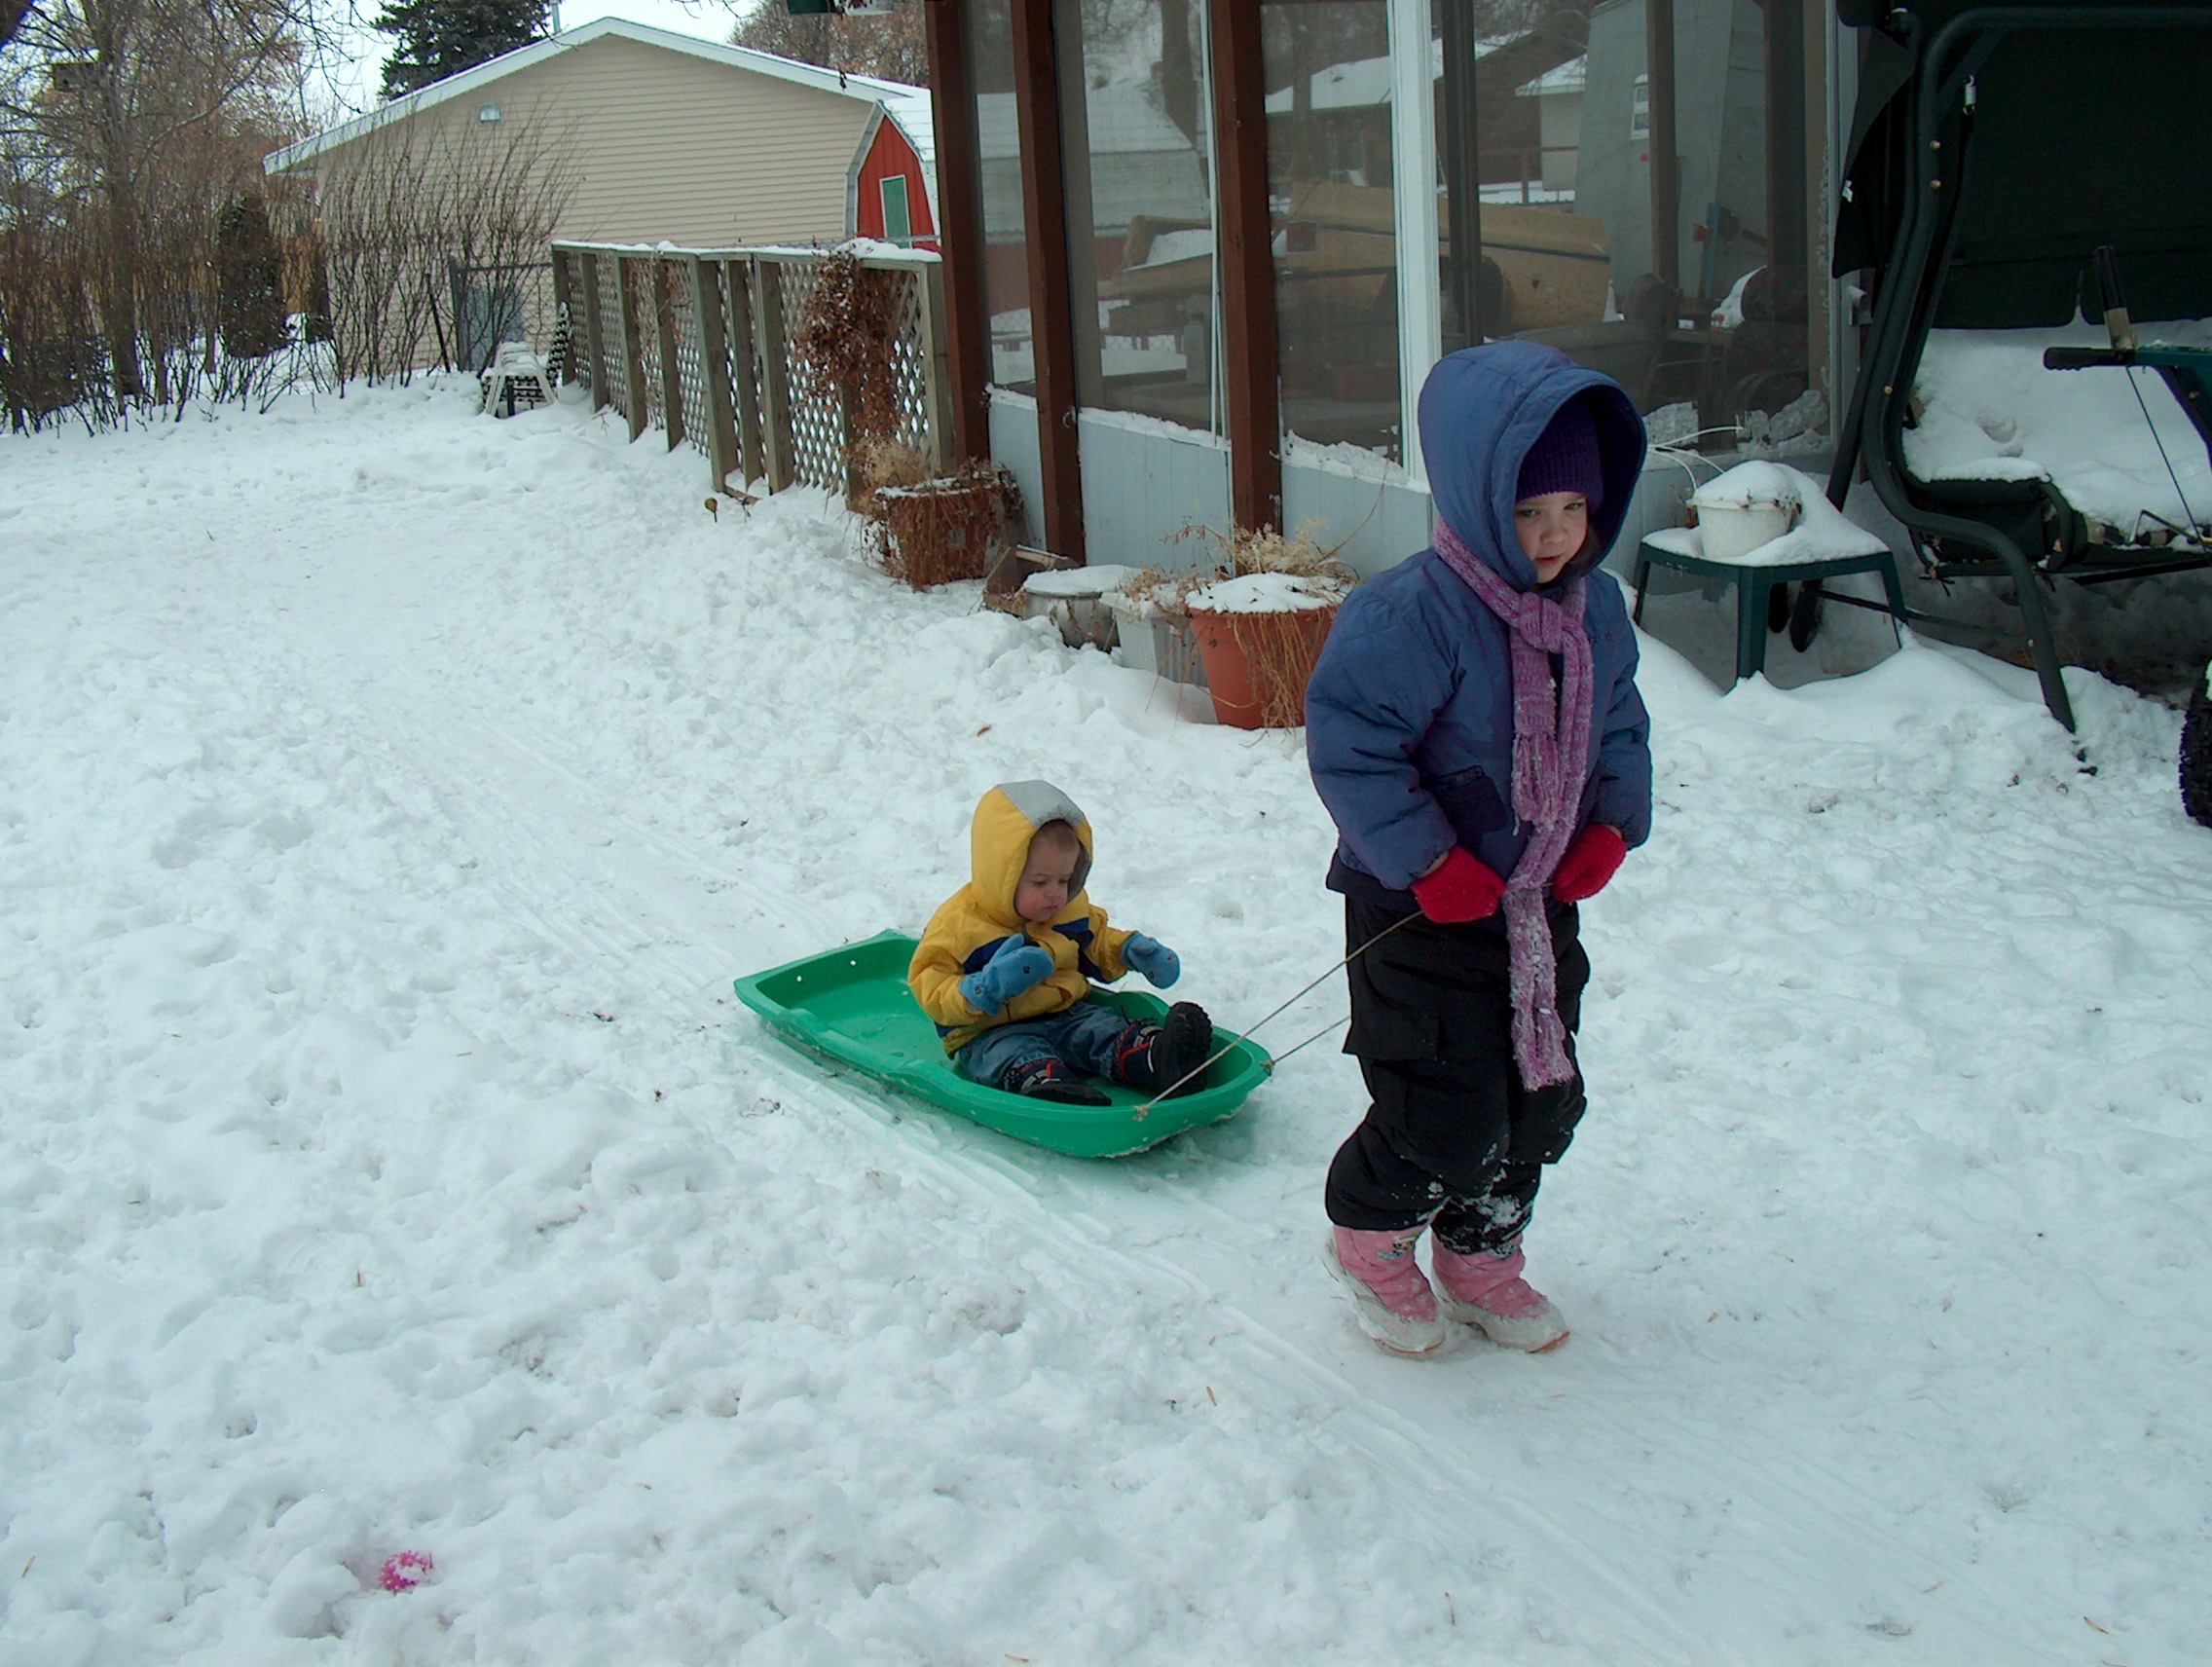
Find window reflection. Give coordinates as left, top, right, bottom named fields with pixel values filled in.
left=1263, top=0, right=1403, bottom=461
left=1436, top=0, right=1816, bottom=442
left=1056, top=0, right=1221, bottom=433
left=970, top=0, right=1033, bottom=391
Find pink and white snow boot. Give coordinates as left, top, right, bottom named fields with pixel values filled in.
left=1431, top=1244, right=1567, bottom=1352
left=1324, top=1226, right=1446, bottom=1355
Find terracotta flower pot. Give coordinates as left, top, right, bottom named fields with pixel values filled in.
left=1187, top=592, right=1343, bottom=728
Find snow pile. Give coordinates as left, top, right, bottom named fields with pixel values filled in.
left=2, top=382, right=2208, bottom=1665
left=1019, top=563, right=1140, bottom=599
left=1906, top=320, right=2212, bottom=534
left=1185, top=571, right=1349, bottom=613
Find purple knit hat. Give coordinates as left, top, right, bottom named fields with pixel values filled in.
left=1515, top=394, right=1604, bottom=509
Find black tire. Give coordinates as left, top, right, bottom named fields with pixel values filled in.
left=2182, top=667, right=2212, bottom=829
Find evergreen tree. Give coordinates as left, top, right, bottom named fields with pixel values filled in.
left=215, top=195, right=290, bottom=360
left=375, top=0, right=552, bottom=99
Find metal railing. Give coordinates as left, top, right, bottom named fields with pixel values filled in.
left=550, top=241, right=951, bottom=497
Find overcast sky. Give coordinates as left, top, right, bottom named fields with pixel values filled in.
left=316, top=0, right=747, bottom=112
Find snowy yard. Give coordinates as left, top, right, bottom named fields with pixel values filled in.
left=2, top=382, right=2207, bottom=1665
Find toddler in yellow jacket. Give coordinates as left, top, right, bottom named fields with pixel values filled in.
left=909, top=780, right=1213, bottom=1106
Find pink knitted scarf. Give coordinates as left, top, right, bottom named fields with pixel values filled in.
left=1429, top=520, right=1594, bottom=1088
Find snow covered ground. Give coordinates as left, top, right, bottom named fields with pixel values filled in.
left=3, top=382, right=2208, bottom=1665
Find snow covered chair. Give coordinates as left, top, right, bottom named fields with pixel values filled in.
left=1826, top=0, right=2212, bottom=733
left=479, top=340, right=553, bottom=419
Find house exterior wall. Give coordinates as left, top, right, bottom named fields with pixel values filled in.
left=1537, top=89, right=1582, bottom=192
left=297, top=34, right=876, bottom=250
left=1580, top=0, right=1769, bottom=307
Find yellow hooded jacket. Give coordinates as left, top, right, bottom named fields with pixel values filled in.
left=909, top=781, right=1136, bottom=1055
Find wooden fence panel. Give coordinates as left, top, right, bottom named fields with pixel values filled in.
left=688, top=256, right=741, bottom=493
left=552, top=240, right=944, bottom=498
left=723, top=260, right=765, bottom=488
left=577, top=251, right=608, bottom=414
left=754, top=259, right=795, bottom=495
left=652, top=258, right=685, bottom=452
left=611, top=255, right=648, bottom=441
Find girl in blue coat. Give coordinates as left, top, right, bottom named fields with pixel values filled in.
left=1305, top=342, right=1653, bottom=1356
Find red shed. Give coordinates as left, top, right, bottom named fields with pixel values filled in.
left=853, top=101, right=938, bottom=250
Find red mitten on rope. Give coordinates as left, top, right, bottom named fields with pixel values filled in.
left=1551, top=824, right=1627, bottom=904
left=1410, top=847, right=1506, bottom=924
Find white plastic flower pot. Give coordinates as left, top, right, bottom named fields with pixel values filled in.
left=1689, top=463, right=1803, bottom=562
left=1106, top=594, right=1206, bottom=687
left=1690, top=496, right=1796, bottom=562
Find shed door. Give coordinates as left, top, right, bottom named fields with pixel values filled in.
left=879, top=176, right=912, bottom=247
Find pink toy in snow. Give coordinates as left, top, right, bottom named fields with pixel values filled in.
left=379, top=1550, right=434, bottom=1592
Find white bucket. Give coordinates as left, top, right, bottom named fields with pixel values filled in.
left=1690, top=466, right=1802, bottom=562
left=1692, top=495, right=1797, bottom=562
left=1018, top=565, right=1137, bottom=650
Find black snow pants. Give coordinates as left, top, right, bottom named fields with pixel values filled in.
left=1324, top=896, right=1590, bottom=1255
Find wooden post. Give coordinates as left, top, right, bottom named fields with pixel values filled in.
left=753, top=257, right=796, bottom=493
left=1646, top=0, right=1681, bottom=292
left=578, top=250, right=609, bottom=411
left=1763, top=0, right=1809, bottom=283
left=1437, top=0, right=1486, bottom=347
left=922, top=0, right=991, bottom=463
left=688, top=255, right=741, bottom=491
left=612, top=254, right=649, bottom=440
left=653, top=256, right=686, bottom=451
left=724, top=259, right=765, bottom=487
left=916, top=262, right=953, bottom=474
left=1009, top=0, right=1084, bottom=561
left=549, top=247, right=575, bottom=384
left=1208, top=0, right=1281, bottom=534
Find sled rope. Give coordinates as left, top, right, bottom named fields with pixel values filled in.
left=1266, top=1012, right=1350, bottom=1068
left=1132, top=910, right=1419, bottom=1117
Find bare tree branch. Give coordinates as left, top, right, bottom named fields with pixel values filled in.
left=0, top=0, right=37, bottom=53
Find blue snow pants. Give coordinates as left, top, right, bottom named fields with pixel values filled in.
left=954, top=1000, right=1141, bottom=1092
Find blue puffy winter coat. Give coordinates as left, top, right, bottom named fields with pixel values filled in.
left=1305, top=342, right=1654, bottom=911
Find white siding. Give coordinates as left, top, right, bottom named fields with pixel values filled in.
left=306, top=34, right=876, bottom=249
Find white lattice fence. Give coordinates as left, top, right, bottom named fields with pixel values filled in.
left=719, top=260, right=766, bottom=484
left=633, top=260, right=667, bottom=433
left=592, top=254, right=629, bottom=424
left=772, top=256, right=847, bottom=495
left=883, top=267, right=935, bottom=463
left=554, top=240, right=945, bottom=499
left=667, top=260, right=713, bottom=461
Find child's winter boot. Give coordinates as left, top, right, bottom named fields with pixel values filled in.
left=1430, top=1244, right=1567, bottom=1352
left=1324, top=1226, right=1446, bottom=1355
left=1005, top=1057, right=1110, bottom=1106
left=1115, top=1003, right=1214, bottom=1098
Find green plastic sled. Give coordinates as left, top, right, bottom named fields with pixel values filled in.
left=731, top=932, right=1271, bottom=1158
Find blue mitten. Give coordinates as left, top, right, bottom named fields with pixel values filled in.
left=1123, top=933, right=1180, bottom=988
left=959, top=937, right=1055, bottom=1014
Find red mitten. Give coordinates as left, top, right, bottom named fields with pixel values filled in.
left=1410, top=847, right=1506, bottom=924
left=1552, top=824, right=1628, bottom=904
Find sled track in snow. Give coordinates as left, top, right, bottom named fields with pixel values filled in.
left=266, top=567, right=2082, bottom=1664
left=298, top=620, right=1725, bottom=1652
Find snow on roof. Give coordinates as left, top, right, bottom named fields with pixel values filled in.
left=1262, top=34, right=1521, bottom=114
left=264, top=17, right=935, bottom=190
left=977, top=81, right=1197, bottom=163
left=1518, top=55, right=1586, bottom=97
